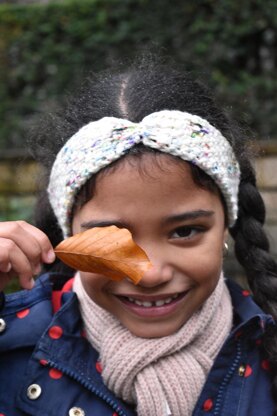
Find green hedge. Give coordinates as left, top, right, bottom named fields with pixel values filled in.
left=1, top=0, right=276, bottom=150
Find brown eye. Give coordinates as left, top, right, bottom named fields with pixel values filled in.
left=170, top=226, right=203, bottom=240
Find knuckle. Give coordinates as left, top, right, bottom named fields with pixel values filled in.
left=15, top=220, right=30, bottom=233
left=3, top=239, right=16, bottom=251
left=16, top=220, right=27, bottom=227
left=7, top=221, right=23, bottom=234
left=0, top=244, right=9, bottom=258
left=39, top=231, right=50, bottom=244
left=30, top=245, right=42, bottom=260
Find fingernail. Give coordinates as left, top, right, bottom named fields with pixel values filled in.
left=34, top=264, right=41, bottom=275
left=46, top=250, right=55, bottom=263
left=24, top=277, right=35, bottom=290
left=28, top=278, right=35, bottom=289
left=2, top=263, right=12, bottom=273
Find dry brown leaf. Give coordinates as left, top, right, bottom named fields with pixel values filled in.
left=54, top=225, right=152, bottom=284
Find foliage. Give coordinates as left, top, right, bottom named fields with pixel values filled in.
left=0, top=0, right=276, bottom=151
left=0, top=195, right=35, bottom=222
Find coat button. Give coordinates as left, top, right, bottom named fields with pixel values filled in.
left=27, top=384, right=42, bottom=400
left=238, top=364, right=246, bottom=376
left=69, top=407, right=85, bottom=416
left=0, top=318, right=6, bottom=333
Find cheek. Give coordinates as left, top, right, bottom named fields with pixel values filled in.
left=72, top=212, right=82, bottom=234
left=186, top=247, right=223, bottom=308
left=79, top=271, right=109, bottom=304
left=173, top=241, right=224, bottom=296
left=195, top=254, right=223, bottom=288
left=176, top=238, right=223, bottom=274
left=196, top=248, right=223, bottom=276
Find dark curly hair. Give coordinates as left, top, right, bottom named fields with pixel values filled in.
left=29, top=56, right=277, bottom=412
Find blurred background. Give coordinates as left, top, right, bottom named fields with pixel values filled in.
left=0, top=0, right=277, bottom=283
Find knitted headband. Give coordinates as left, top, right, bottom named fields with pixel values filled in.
left=48, top=110, right=240, bottom=237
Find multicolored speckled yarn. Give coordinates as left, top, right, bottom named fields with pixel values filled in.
left=47, top=110, right=240, bottom=237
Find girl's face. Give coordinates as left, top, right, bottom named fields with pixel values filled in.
left=72, top=154, right=227, bottom=338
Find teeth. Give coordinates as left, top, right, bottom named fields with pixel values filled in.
left=155, top=299, right=167, bottom=306
left=141, top=301, right=153, bottom=307
left=127, top=294, right=179, bottom=307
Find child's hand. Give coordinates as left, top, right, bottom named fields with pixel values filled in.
left=0, top=221, right=55, bottom=292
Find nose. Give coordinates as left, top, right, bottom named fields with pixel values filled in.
left=138, top=263, right=174, bottom=288
left=132, top=236, right=174, bottom=288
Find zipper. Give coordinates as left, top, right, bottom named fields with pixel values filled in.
left=0, top=292, right=5, bottom=311
left=213, top=339, right=242, bottom=415
left=47, top=360, right=130, bottom=416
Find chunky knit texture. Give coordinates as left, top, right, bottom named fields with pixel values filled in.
left=48, top=110, right=240, bottom=237
left=73, top=273, right=233, bottom=416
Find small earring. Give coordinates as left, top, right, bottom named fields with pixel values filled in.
left=223, top=242, right=229, bottom=257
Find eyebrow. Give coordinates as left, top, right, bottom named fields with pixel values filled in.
left=80, top=210, right=214, bottom=230
left=80, top=220, right=128, bottom=230
left=164, top=210, right=215, bottom=224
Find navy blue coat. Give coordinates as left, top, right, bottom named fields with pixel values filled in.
left=0, top=273, right=275, bottom=415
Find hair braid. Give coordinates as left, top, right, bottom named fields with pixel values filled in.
left=229, top=162, right=277, bottom=414
left=230, top=162, right=277, bottom=314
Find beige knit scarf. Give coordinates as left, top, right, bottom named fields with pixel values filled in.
left=73, top=273, right=233, bottom=416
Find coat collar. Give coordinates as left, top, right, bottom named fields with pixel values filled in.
left=3, top=273, right=274, bottom=416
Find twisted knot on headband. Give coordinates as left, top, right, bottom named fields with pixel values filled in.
left=48, top=110, right=240, bottom=237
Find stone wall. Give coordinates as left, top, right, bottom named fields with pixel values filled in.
left=1, top=144, right=277, bottom=283
left=256, top=155, right=277, bottom=253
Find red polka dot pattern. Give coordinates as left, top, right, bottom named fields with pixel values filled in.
left=262, top=359, right=270, bottom=371
left=16, top=308, right=30, bottom=319
left=242, top=290, right=250, bottom=297
left=235, top=330, right=243, bottom=339
left=96, top=361, right=103, bottom=373
left=48, top=326, right=63, bottom=339
left=49, top=368, right=63, bottom=379
left=203, top=398, right=213, bottom=411
left=39, top=359, right=49, bottom=366
left=244, top=365, right=252, bottom=377
left=81, top=329, right=87, bottom=338
left=112, top=413, right=119, bottom=416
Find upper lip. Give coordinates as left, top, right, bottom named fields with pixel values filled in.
left=113, top=291, right=187, bottom=301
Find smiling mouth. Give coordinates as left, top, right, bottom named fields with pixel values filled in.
left=116, top=292, right=187, bottom=308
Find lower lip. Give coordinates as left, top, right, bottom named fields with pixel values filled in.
left=116, top=292, right=189, bottom=318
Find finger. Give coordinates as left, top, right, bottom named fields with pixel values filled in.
left=0, top=240, right=35, bottom=289
left=0, top=221, right=55, bottom=269
left=0, top=240, right=14, bottom=273
left=18, top=221, right=56, bottom=264
left=0, top=224, right=42, bottom=274
left=0, top=261, right=11, bottom=274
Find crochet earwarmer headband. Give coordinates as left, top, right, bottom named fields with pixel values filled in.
left=48, top=110, right=240, bottom=237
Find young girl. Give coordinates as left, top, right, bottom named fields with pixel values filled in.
left=0, top=59, right=276, bottom=416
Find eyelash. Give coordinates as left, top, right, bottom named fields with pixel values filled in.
left=170, top=226, right=204, bottom=240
